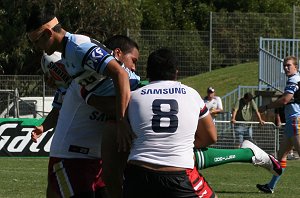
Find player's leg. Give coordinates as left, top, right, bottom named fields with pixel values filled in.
left=194, top=140, right=282, bottom=176
left=194, top=147, right=252, bottom=170
left=102, top=123, right=128, bottom=198
left=48, top=157, right=108, bottom=197
left=257, top=118, right=300, bottom=194
left=256, top=136, right=293, bottom=193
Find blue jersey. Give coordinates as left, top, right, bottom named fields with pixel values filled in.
left=284, top=73, right=300, bottom=120
left=61, top=32, right=140, bottom=99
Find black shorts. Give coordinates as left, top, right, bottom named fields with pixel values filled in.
left=123, top=164, right=215, bottom=198
left=48, top=157, right=108, bottom=197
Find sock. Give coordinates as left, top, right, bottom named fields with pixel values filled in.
left=268, top=160, right=286, bottom=189
left=194, top=147, right=253, bottom=170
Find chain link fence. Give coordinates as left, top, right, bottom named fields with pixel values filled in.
left=213, top=121, right=278, bottom=157
left=2, top=9, right=300, bottom=119
left=129, top=9, right=300, bottom=79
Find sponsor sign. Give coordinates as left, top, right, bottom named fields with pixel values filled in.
left=0, top=118, right=53, bottom=156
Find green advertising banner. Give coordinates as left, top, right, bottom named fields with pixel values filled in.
left=0, top=118, right=53, bottom=157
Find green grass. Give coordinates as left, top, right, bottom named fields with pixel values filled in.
left=0, top=157, right=299, bottom=197
left=0, top=63, right=285, bottom=197
left=0, top=158, right=48, bottom=198
left=180, top=62, right=259, bottom=97
left=201, top=161, right=300, bottom=198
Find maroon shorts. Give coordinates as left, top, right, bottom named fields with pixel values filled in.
left=48, top=157, right=106, bottom=197
left=123, top=164, right=215, bottom=198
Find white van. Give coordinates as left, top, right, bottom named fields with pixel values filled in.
left=0, top=96, right=53, bottom=118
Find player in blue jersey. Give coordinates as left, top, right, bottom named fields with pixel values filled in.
left=257, top=56, right=300, bottom=193
left=31, top=35, right=140, bottom=198
left=26, top=2, right=134, bottom=151
left=101, top=35, right=140, bottom=198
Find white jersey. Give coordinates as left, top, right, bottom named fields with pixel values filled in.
left=203, top=96, right=223, bottom=112
left=50, top=81, right=109, bottom=159
left=128, top=81, right=209, bottom=169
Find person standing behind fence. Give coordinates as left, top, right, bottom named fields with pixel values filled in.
left=231, top=92, right=265, bottom=148
left=203, top=86, right=223, bottom=121
left=256, top=56, right=300, bottom=194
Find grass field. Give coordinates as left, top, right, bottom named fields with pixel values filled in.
left=0, top=157, right=299, bottom=198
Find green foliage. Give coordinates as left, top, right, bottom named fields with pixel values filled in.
left=0, top=0, right=142, bottom=75
left=1, top=0, right=300, bottom=74
left=141, top=0, right=197, bottom=30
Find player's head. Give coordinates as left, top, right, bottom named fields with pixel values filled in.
left=283, top=56, right=298, bottom=76
left=103, top=35, right=139, bottom=72
left=26, top=2, right=62, bottom=55
left=146, top=48, right=178, bottom=81
left=41, top=51, right=71, bottom=88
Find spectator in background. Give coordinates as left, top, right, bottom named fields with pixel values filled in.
left=203, top=86, right=223, bottom=121
left=231, top=92, right=265, bottom=148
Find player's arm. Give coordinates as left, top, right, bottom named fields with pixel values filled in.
left=194, top=114, right=217, bottom=148
left=31, top=107, right=59, bottom=143
left=259, top=92, right=293, bottom=112
left=79, top=44, right=133, bottom=151
left=105, top=61, right=133, bottom=151
left=88, top=96, right=116, bottom=114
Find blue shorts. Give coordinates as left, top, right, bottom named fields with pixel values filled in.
left=284, top=117, right=300, bottom=138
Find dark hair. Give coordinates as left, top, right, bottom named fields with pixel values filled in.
left=243, top=92, right=253, bottom=100
left=103, top=35, right=139, bottom=54
left=26, top=2, right=56, bottom=32
left=146, top=48, right=178, bottom=81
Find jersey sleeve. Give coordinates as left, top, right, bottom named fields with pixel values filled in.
left=75, top=42, right=115, bottom=74
left=52, top=88, right=67, bottom=109
left=285, top=81, right=299, bottom=95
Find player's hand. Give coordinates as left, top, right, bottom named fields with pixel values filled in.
left=31, top=125, right=44, bottom=143
left=116, top=119, right=136, bottom=152
left=259, top=120, right=265, bottom=125
left=231, top=119, right=236, bottom=124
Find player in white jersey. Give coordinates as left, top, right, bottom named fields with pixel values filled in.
left=124, top=48, right=218, bottom=198
left=257, top=56, right=300, bottom=193
left=32, top=35, right=141, bottom=197
left=32, top=53, right=111, bottom=197
left=26, top=2, right=133, bottom=151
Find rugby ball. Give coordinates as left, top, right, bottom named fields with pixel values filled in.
left=41, top=52, right=72, bottom=88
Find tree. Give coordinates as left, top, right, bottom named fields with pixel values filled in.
left=0, top=0, right=142, bottom=75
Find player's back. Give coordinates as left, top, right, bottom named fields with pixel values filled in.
left=128, top=80, right=205, bottom=169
